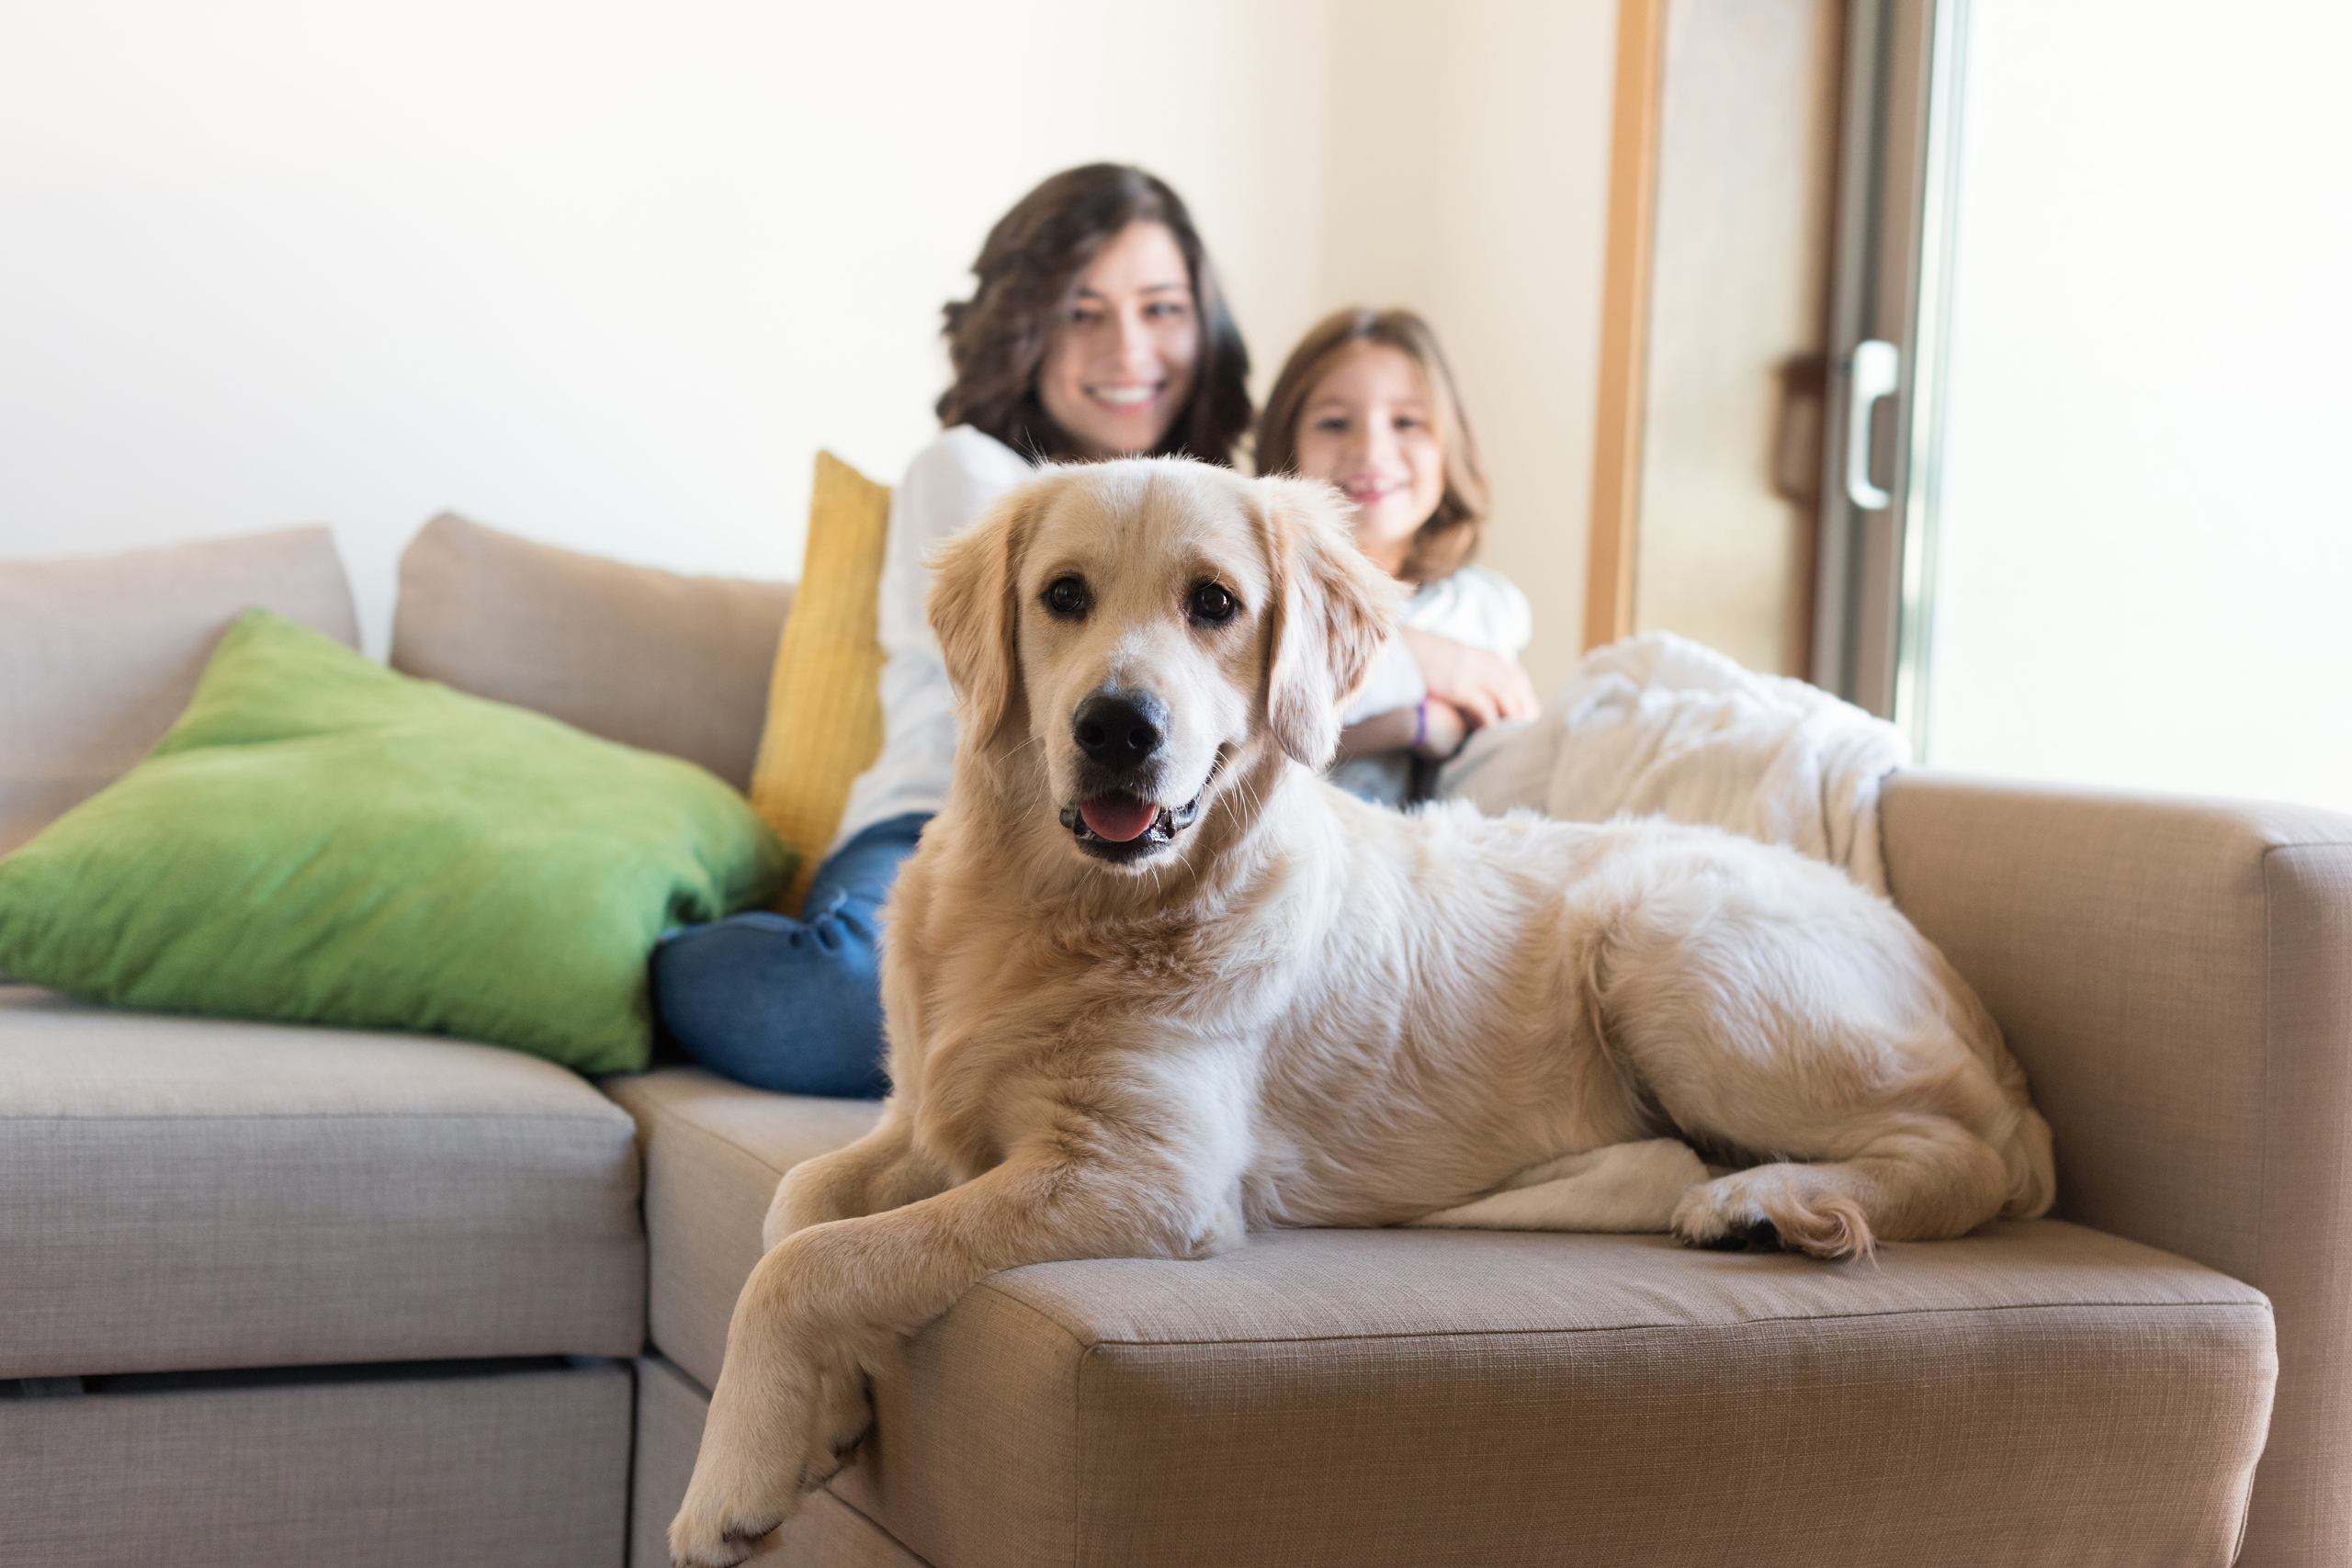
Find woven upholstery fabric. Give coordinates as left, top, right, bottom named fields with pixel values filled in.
left=390, top=512, right=792, bottom=792
left=0, top=525, right=357, bottom=855
left=747, top=452, right=893, bottom=913
left=2, top=1362, right=629, bottom=1567
left=633, top=1355, right=713, bottom=1568
left=635, top=1355, right=923, bottom=1568
left=1880, top=772, right=2352, bottom=1568
left=836, top=1224, right=2272, bottom=1568
left=0, top=985, right=645, bottom=1379
left=602, top=1067, right=883, bottom=1391
left=606, top=1066, right=2271, bottom=1566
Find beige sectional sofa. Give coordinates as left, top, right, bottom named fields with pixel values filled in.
left=4, top=519, right=2347, bottom=1567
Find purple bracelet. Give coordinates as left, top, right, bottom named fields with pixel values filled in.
left=1412, top=700, right=1428, bottom=751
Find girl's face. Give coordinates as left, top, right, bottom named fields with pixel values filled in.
left=1290, top=342, right=1445, bottom=576
left=1036, top=221, right=1201, bottom=458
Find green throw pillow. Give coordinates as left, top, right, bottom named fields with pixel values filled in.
left=0, top=608, right=791, bottom=1074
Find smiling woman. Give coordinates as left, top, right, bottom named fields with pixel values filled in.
left=652, top=164, right=1254, bottom=1100
left=935, top=164, right=1252, bottom=466
left=1035, top=222, right=1202, bottom=459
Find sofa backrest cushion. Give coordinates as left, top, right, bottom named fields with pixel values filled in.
left=390, top=513, right=792, bottom=793
left=0, top=526, right=359, bottom=857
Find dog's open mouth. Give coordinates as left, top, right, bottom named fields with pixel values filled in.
left=1059, top=789, right=1204, bottom=861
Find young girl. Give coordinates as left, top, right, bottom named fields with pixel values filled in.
left=1255, top=308, right=1536, bottom=804
left=653, top=164, right=1254, bottom=1097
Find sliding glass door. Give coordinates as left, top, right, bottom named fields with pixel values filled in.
left=1822, top=0, right=2352, bottom=811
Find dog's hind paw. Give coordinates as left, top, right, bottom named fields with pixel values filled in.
left=1673, top=1168, right=1872, bottom=1260
left=1683, top=1215, right=1781, bottom=1252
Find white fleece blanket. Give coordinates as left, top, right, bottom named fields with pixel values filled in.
left=1410, top=632, right=1909, bottom=1234
left=1436, top=630, right=1910, bottom=895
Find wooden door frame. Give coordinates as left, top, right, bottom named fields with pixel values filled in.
left=1582, top=0, right=1668, bottom=652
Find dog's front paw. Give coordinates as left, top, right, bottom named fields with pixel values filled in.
left=667, top=1451, right=793, bottom=1568
left=670, top=1351, right=874, bottom=1566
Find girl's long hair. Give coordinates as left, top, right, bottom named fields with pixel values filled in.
left=936, top=164, right=1252, bottom=466
left=1253, top=307, right=1489, bottom=584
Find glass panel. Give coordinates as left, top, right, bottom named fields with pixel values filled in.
left=1925, top=1, right=2352, bottom=810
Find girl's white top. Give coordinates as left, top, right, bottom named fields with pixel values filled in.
left=831, top=424, right=1534, bottom=854
left=1340, top=564, right=1533, bottom=724
left=831, top=426, right=1035, bottom=852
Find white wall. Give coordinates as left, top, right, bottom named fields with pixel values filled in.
left=1320, top=0, right=1617, bottom=694
left=0, top=1, right=1612, bottom=681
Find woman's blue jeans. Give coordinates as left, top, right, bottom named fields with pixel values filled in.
left=650, top=813, right=929, bottom=1099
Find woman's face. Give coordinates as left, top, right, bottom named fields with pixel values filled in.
left=1035, top=221, right=1201, bottom=458
left=1291, top=342, right=1446, bottom=576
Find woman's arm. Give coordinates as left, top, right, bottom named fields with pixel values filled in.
left=832, top=430, right=1034, bottom=850
left=876, top=428, right=1035, bottom=662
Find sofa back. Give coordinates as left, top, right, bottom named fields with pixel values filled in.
left=1883, top=771, right=2352, bottom=1568
left=2, top=517, right=794, bottom=863
left=390, top=513, right=791, bottom=793
left=0, top=527, right=360, bottom=856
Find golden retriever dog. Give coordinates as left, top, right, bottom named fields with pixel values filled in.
left=670, top=458, right=2055, bottom=1565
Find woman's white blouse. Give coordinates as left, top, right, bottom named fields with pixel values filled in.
left=831, top=426, right=1034, bottom=853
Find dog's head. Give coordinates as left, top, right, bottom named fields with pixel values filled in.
left=927, top=457, right=1401, bottom=870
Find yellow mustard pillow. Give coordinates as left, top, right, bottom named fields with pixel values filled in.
left=748, top=451, right=892, bottom=914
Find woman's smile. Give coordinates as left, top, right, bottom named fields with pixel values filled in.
left=1086, top=381, right=1165, bottom=410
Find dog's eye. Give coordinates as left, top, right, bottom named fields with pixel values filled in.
left=1044, top=577, right=1090, bottom=619
left=1188, top=581, right=1238, bottom=626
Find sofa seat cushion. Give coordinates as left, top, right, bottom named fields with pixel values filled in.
left=606, top=1068, right=2276, bottom=1567
left=0, top=986, right=646, bottom=1380
left=832, top=1222, right=2276, bottom=1568
left=601, top=1067, right=883, bottom=1390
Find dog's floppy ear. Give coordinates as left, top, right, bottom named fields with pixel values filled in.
left=927, top=474, right=1052, bottom=746
left=1259, top=475, right=1407, bottom=769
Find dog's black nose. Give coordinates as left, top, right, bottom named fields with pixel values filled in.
left=1073, top=691, right=1168, bottom=770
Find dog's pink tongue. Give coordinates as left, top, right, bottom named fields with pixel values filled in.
left=1080, top=794, right=1158, bottom=842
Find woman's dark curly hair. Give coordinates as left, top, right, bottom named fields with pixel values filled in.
left=936, top=164, right=1252, bottom=466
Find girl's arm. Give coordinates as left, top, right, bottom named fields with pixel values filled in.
left=1400, top=629, right=1537, bottom=727
left=1335, top=699, right=1469, bottom=763
left=1396, top=567, right=1539, bottom=727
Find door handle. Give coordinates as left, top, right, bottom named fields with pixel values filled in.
left=1846, top=339, right=1900, bottom=511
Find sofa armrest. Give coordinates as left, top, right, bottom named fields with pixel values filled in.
left=1882, top=770, right=2352, bottom=1568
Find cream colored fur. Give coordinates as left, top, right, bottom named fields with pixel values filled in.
left=670, top=459, right=2056, bottom=1566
